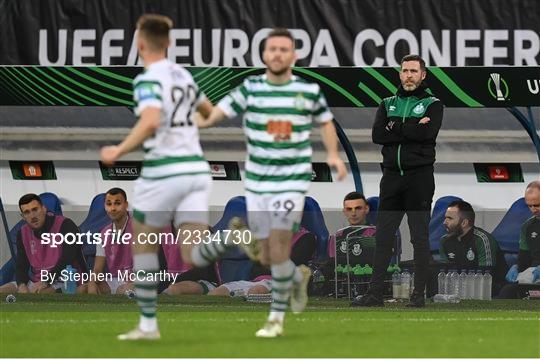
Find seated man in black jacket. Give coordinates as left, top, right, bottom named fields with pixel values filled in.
left=498, top=181, right=540, bottom=298
left=0, top=193, right=87, bottom=294
left=440, top=200, right=507, bottom=295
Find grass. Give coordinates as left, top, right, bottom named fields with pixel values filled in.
left=0, top=294, right=539, bottom=358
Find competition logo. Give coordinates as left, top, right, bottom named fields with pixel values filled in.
left=466, top=248, right=475, bottom=261
left=412, top=103, right=425, bottom=114
left=488, top=73, right=509, bottom=101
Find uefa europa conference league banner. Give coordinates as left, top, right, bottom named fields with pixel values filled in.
left=0, top=66, right=538, bottom=107
left=0, top=0, right=539, bottom=66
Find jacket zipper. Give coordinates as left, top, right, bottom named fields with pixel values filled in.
left=397, top=98, right=410, bottom=176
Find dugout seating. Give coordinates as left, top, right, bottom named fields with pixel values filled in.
left=301, top=196, right=329, bottom=260
left=79, top=193, right=109, bottom=270
left=491, top=197, right=531, bottom=267
left=366, top=196, right=379, bottom=226
left=214, top=196, right=252, bottom=284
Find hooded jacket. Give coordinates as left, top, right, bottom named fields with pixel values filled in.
left=372, top=83, right=443, bottom=174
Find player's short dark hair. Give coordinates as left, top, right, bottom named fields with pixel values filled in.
left=136, top=14, right=173, bottom=51
left=343, top=191, right=367, bottom=204
left=106, top=187, right=127, bottom=202
left=18, top=193, right=43, bottom=210
left=401, top=54, right=426, bottom=71
left=265, top=28, right=295, bottom=49
left=448, top=200, right=475, bottom=225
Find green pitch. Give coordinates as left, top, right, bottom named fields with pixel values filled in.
left=1, top=295, right=538, bottom=358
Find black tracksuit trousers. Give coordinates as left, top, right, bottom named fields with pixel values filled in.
left=368, top=166, right=435, bottom=297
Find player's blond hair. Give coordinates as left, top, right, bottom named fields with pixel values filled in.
left=136, top=14, right=173, bottom=52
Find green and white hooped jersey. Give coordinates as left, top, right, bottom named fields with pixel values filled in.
left=133, top=59, right=209, bottom=180
left=218, top=74, right=333, bottom=194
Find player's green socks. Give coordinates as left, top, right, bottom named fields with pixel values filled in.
left=133, top=253, right=160, bottom=332
left=269, top=259, right=295, bottom=323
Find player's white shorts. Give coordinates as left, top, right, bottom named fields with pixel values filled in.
left=133, top=173, right=212, bottom=228
left=221, top=279, right=272, bottom=297
left=246, top=192, right=305, bottom=239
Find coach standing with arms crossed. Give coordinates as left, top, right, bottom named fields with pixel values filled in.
left=352, top=55, right=443, bottom=308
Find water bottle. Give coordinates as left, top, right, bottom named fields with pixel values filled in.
left=444, top=271, right=452, bottom=295
left=392, top=272, right=401, bottom=299
left=433, top=293, right=461, bottom=303
left=63, top=265, right=77, bottom=294
left=459, top=270, right=467, bottom=299
left=410, top=272, right=415, bottom=297
left=400, top=270, right=411, bottom=299
left=449, top=270, right=459, bottom=295
left=466, top=270, right=475, bottom=299
left=473, top=270, right=483, bottom=300
left=482, top=271, right=492, bottom=301
left=437, top=270, right=445, bottom=294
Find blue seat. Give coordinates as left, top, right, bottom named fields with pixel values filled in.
left=39, top=192, right=63, bottom=216
left=491, top=198, right=531, bottom=266
left=366, top=196, right=379, bottom=226
left=429, top=196, right=462, bottom=254
left=214, top=196, right=253, bottom=283
left=79, top=193, right=109, bottom=270
left=301, top=196, right=329, bottom=260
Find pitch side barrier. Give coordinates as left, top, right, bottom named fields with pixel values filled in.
left=1, top=66, right=538, bottom=193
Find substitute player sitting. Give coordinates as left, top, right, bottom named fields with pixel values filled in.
left=86, top=188, right=134, bottom=295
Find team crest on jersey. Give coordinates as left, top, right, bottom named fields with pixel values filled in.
left=340, top=241, right=347, bottom=253
left=466, top=248, right=475, bottom=261
left=352, top=243, right=362, bottom=256
left=294, top=93, right=305, bottom=110
left=413, top=103, right=425, bottom=114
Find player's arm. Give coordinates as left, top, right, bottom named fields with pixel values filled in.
left=101, top=107, right=160, bottom=166
left=87, top=255, right=106, bottom=294
left=320, top=120, right=347, bottom=181
left=397, top=101, right=443, bottom=141
left=198, top=82, right=248, bottom=128
left=15, top=231, right=30, bottom=292
left=196, top=105, right=227, bottom=129
left=475, top=233, right=496, bottom=268
left=372, top=102, right=405, bottom=145
left=517, top=221, right=531, bottom=272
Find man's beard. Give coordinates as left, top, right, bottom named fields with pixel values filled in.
left=402, top=81, right=421, bottom=91
left=446, top=224, right=463, bottom=237
left=268, top=64, right=289, bottom=77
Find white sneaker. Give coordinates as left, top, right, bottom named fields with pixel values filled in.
left=255, top=320, right=284, bottom=338
left=117, top=328, right=161, bottom=341
left=229, top=217, right=261, bottom=261
left=290, top=265, right=312, bottom=314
